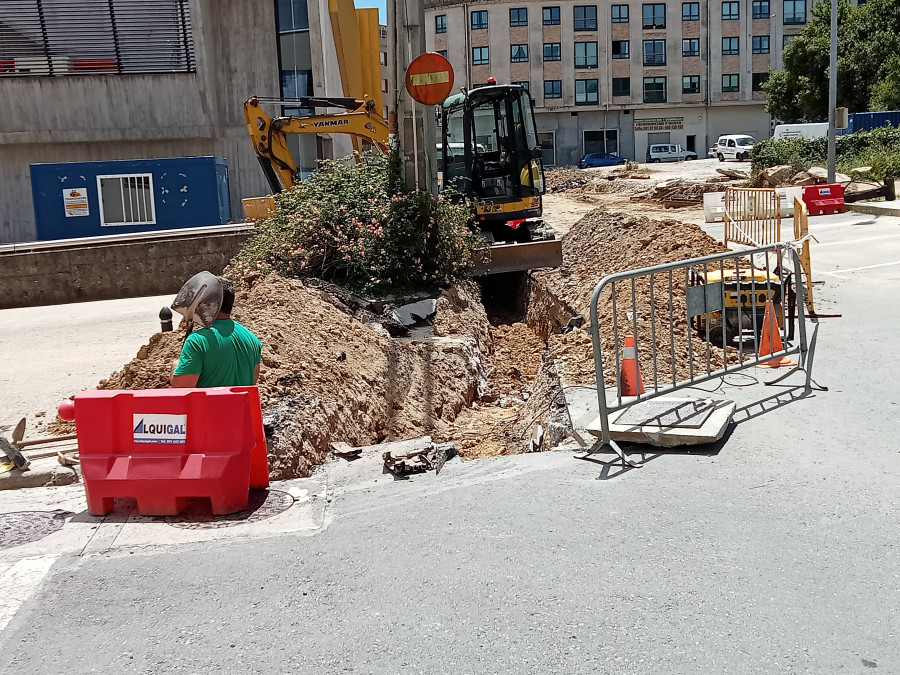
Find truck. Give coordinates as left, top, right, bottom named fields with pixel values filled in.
left=772, top=123, right=829, bottom=140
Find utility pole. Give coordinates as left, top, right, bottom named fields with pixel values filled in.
left=827, top=0, right=838, bottom=183
left=387, top=0, right=438, bottom=194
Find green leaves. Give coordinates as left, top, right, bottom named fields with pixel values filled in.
left=228, top=154, right=481, bottom=295
left=765, top=0, right=900, bottom=122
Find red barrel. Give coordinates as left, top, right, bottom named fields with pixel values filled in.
left=72, top=386, right=269, bottom=516
left=802, top=183, right=845, bottom=216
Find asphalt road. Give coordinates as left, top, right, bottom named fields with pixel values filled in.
left=1, top=209, right=898, bottom=674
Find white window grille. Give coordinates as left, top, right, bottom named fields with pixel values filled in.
left=97, top=174, right=156, bottom=227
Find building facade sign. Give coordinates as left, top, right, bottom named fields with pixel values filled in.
left=634, top=117, right=685, bottom=131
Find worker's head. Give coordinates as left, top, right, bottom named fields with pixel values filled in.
left=218, top=277, right=235, bottom=316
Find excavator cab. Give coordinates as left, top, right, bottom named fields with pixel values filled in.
left=441, top=85, right=546, bottom=243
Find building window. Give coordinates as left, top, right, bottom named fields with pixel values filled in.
left=574, top=6, right=598, bottom=30
left=514, top=81, right=530, bottom=90
left=784, top=0, right=806, bottom=24
left=98, top=174, right=156, bottom=227
left=543, top=6, right=561, bottom=25
left=380, top=52, right=387, bottom=66
left=683, top=75, right=700, bottom=93
left=381, top=78, right=388, bottom=92
left=282, top=69, right=313, bottom=98
left=722, top=1, right=739, bottom=19
left=435, top=14, right=447, bottom=33
left=544, top=79, right=562, bottom=98
left=612, top=77, right=631, bottom=96
left=722, top=37, right=739, bottom=55
left=278, top=0, right=310, bottom=32
left=472, top=46, right=489, bottom=65
left=538, top=132, right=556, bottom=166
left=643, top=76, right=667, bottom=102
left=682, top=2, right=700, bottom=20
left=471, top=10, right=488, bottom=29
left=585, top=129, right=619, bottom=154
left=722, top=73, right=740, bottom=92
left=510, top=8, right=528, bottom=26
left=612, top=4, right=630, bottom=22
left=544, top=43, right=562, bottom=61
left=511, top=44, right=529, bottom=62
left=783, top=34, right=796, bottom=47
left=752, top=72, right=769, bottom=90
left=438, top=49, right=448, bottom=58
left=0, top=0, right=196, bottom=77
left=574, top=41, right=599, bottom=68
left=575, top=79, right=599, bottom=104
left=752, top=36, right=770, bottom=53
left=683, top=38, right=700, bottom=56
left=612, top=40, right=630, bottom=58
left=643, top=39, right=666, bottom=65
left=643, top=4, right=666, bottom=28
left=752, top=0, right=770, bottom=18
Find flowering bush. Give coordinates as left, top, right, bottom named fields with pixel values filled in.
left=229, top=154, right=482, bottom=294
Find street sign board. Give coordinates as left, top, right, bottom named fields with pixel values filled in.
left=405, top=53, right=455, bottom=105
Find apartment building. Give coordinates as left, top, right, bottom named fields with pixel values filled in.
left=425, top=0, right=813, bottom=165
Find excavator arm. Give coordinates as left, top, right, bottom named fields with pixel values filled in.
left=243, top=96, right=390, bottom=193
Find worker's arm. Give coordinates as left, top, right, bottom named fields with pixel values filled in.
left=254, top=363, right=261, bottom=384
left=170, top=336, right=204, bottom=388
left=169, top=358, right=200, bottom=388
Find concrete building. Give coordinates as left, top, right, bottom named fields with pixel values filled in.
left=0, top=0, right=387, bottom=244
left=425, top=0, right=814, bottom=165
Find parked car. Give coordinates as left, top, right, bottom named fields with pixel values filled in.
left=579, top=152, right=628, bottom=168
left=708, top=145, right=718, bottom=158
left=646, top=144, right=698, bottom=162
left=714, top=135, right=757, bottom=161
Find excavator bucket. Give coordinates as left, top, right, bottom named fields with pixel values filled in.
left=474, top=240, right=563, bottom=275
left=171, top=271, right=224, bottom=329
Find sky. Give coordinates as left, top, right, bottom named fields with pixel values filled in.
left=355, top=0, right=387, bottom=24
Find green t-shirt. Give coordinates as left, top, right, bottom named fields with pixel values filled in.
left=173, top=319, right=262, bottom=388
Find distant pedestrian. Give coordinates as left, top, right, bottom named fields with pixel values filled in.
left=170, top=277, right=262, bottom=388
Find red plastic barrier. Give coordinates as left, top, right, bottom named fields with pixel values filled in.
left=802, top=183, right=845, bottom=216
left=72, top=386, right=269, bottom=516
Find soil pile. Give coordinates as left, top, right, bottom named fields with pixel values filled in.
left=52, top=275, right=492, bottom=479
left=534, top=210, right=734, bottom=386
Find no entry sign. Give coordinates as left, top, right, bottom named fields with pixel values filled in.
left=405, top=52, right=455, bottom=105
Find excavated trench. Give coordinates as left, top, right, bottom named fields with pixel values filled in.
left=46, top=271, right=577, bottom=480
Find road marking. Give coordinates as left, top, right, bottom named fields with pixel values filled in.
left=816, top=233, right=900, bottom=248
left=0, top=555, right=57, bottom=632
left=820, top=260, right=900, bottom=276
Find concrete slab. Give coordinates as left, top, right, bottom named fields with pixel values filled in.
left=846, top=201, right=900, bottom=217
left=0, top=457, right=78, bottom=491
left=586, top=396, right=736, bottom=447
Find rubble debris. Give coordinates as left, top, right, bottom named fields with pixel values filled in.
left=382, top=440, right=458, bottom=475
left=630, top=178, right=726, bottom=206
left=759, top=165, right=795, bottom=186
left=716, top=168, right=748, bottom=180
left=330, top=441, right=362, bottom=459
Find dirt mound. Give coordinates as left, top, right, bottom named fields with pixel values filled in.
left=535, top=210, right=734, bottom=386
left=51, top=275, right=492, bottom=479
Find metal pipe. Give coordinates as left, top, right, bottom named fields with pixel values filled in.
left=827, top=0, right=838, bottom=183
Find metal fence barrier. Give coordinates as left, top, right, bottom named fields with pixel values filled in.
left=724, top=187, right=782, bottom=248
left=586, top=242, right=816, bottom=467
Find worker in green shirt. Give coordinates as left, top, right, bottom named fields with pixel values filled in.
left=170, top=277, right=262, bottom=388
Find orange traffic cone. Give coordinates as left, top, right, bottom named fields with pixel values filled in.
left=619, top=335, right=646, bottom=396
left=756, top=300, right=796, bottom=368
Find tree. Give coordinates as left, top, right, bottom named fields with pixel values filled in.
left=869, top=55, right=900, bottom=112
left=764, top=0, right=900, bottom=122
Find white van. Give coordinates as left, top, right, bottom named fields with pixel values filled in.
left=772, top=123, right=829, bottom=140
left=714, top=135, right=757, bottom=161
left=646, top=144, right=698, bottom=162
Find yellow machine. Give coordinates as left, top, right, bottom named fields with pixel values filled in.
left=691, top=267, right=784, bottom=345
left=243, top=95, right=389, bottom=195
left=242, top=88, right=562, bottom=274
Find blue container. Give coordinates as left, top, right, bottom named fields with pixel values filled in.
left=847, top=110, right=900, bottom=134
left=31, top=156, right=231, bottom=241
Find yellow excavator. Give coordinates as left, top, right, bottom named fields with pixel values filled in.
left=242, top=87, right=561, bottom=274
